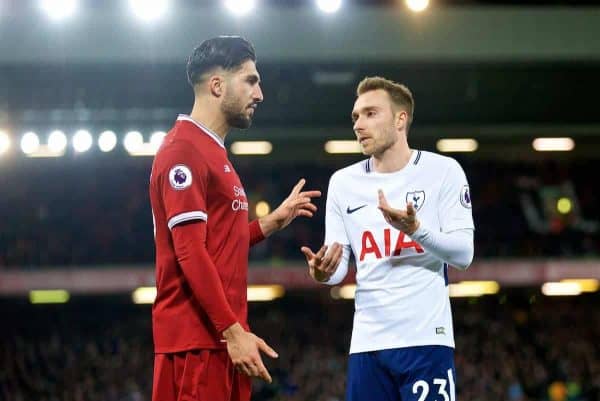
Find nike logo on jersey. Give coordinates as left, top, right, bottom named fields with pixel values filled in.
left=346, top=204, right=367, bottom=214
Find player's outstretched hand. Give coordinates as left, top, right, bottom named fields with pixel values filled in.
left=301, top=243, right=343, bottom=282
left=223, top=323, right=278, bottom=383
left=377, top=189, right=420, bottom=235
left=261, top=178, right=321, bottom=235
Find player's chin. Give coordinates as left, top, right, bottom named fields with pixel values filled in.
left=230, top=115, right=252, bottom=129
left=360, top=145, right=373, bottom=156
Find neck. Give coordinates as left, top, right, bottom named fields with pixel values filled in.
left=372, top=138, right=412, bottom=173
left=189, top=96, right=230, bottom=141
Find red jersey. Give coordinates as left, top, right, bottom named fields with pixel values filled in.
left=149, top=114, right=264, bottom=353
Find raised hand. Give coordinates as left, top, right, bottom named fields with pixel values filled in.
left=259, top=178, right=321, bottom=236
left=300, top=243, right=343, bottom=282
left=377, top=189, right=420, bottom=235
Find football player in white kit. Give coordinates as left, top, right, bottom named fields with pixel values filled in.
left=301, top=76, right=475, bottom=401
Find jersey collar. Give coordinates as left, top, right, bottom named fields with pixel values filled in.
left=176, top=114, right=225, bottom=149
left=366, top=149, right=421, bottom=174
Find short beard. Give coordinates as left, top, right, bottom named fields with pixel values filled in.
left=371, top=127, right=397, bottom=157
left=221, top=93, right=252, bottom=129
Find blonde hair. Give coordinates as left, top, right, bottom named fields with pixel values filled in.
left=356, top=76, right=414, bottom=131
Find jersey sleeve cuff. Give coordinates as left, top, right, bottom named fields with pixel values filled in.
left=249, top=219, right=265, bottom=246
left=216, top=315, right=239, bottom=335
left=411, top=224, right=429, bottom=242
left=167, top=211, right=208, bottom=230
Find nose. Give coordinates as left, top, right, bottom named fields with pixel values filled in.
left=353, top=116, right=363, bottom=133
left=253, top=84, right=264, bottom=103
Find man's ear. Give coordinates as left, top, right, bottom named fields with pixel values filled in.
left=209, top=75, right=225, bottom=98
left=396, top=110, right=407, bottom=130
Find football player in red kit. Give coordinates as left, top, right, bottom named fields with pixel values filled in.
left=149, top=36, right=321, bottom=401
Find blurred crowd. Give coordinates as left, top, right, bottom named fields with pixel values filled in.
left=0, top=155, right=599, bottom=268
left=1, top=292, right=599, bottom=401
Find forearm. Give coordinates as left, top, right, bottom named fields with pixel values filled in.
left=257, top=214, right=279, bottom=239
left=172, top=222, right=238, bottom=333
left=411, top=225, right=474, bottom=270
left=249, top=219, right=266, bottom=246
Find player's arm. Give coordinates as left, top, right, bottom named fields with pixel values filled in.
left=253, top=178, right=321, bottom=244
left=301, top=174, right=351, bottom=285
left=171, top=222, right=278, bottom=383
left=160, top=152, right=239, bottom=332
left=171, top=221, right=238, bottom=331
left=248, top=219, right=265, bottom=247
left=378, top=160, right=475, bottom=270
left=410, top=226, right=473, bottom=270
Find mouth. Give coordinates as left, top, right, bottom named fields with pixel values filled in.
left=246, top=104, right=257, bottom=115
left=358, top=137, right=371, bottom=145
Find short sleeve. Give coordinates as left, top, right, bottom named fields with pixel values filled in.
left=438, top=159, right=475, bottom=233
left=324, top=174, right=351, bottom=246
left=161, top=147, right=209, bottom=231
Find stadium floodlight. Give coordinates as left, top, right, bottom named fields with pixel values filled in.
left=47, top=130, right=68, bottom=153
left=406, top=0, right=429, bottom=12
left=224, top=0, right=256, bottom=16
left=541, top=282, right=582, bottom=296
left=29, top=289, right=70, bottom=304
left=123, top=131, right=166, bottom=157
left=436, top=138, right=478, bottom=153
left=123, top=131, right=144, bottom=153
left=132, top=287, right=157, bottom=304
left=150, top=131, right=166, bottom=151
left=72, top=129, right=93, bottom=153
left=0, top=131, right=10, bottom=155
left=255, top=201, right=271, bottom=218
left=247, top=285, right=285, bottom=302
left=21, top=132, right=40, bottom=155
left=330, top=284, right=356, bottom=299
left=532, top=137, right=574, bottom=152
left=561, top=279, right=599, bottom=293
left=129, top=0, right=169, bottom=21
left=449, top=281, right=500, bottom=297
left=324, top=140, right=361, bottom=154
left=39, top=0, right=78, bottom=21
left=98, top=130, right=117, bottom=152
left=230, top=141, right=272, bottom=155
left=317, top=0, right=342, bottom=13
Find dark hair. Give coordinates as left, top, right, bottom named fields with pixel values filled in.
left=186, top=36, right=256, bottom=86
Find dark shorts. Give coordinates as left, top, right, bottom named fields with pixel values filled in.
left=346, top=345, right=456, bottom=401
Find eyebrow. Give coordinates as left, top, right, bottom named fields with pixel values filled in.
left=246, top=73, right=260, bottom=84
left=351, top=106, right=378, bottom=121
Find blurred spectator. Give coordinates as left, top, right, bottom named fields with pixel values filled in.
left=1, top=292, right=599, bottom=401
left=1, top=157, right=599, bottom=268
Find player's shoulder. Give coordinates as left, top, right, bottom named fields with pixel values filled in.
left=416, top=151, right=470, bottom=192
left=416, top=150, right=466, bottom=178
left=155, top=134, right=194, bottom=164
left=153, top=129, right=206, bottom=174
left=416, top=150, right=460, bottom=168
left=329, top=159, right=371, bottom=185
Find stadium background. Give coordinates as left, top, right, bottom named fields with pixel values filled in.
left=1, top=0, right=599, bottom=400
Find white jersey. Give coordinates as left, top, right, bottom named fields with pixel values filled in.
left=324, top=150, right=474, bottom=354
